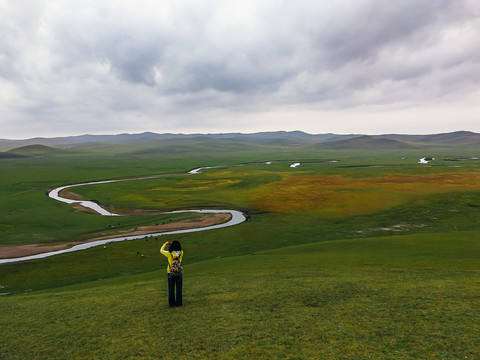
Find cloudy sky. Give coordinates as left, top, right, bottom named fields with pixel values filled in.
left=1, top=0, right=479, bottom=139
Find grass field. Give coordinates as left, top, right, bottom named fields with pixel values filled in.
left=1, top=232, right=478, bottom=359
left=1, top=142, right=480, bottom=359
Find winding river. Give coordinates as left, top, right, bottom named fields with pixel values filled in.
left=0, top=167, right=247, bottom=264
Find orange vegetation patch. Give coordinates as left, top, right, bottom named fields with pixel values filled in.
left=250, top=172, right=480, bottom=217
left=0, top=213, right=231, bottom=259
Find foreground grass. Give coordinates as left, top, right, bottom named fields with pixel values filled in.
left=1, top=231, right=479, bottom=359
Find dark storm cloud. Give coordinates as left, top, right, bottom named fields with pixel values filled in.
left=0, top=0, right=479, bottom=137
left=42, top=0, right=480, bottom=98
left=314, top=1, right=453, bottom=64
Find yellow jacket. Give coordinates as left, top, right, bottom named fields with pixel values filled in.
left=160, top=242, right=184, bottom=274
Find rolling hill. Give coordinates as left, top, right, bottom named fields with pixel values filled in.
left=315, top=135, right=420, bottom=150
left=378, top=131, right=480, bottom=146
left=0, top=130, right=478, bottom=152
left=6, top=144, right=66, bottom=156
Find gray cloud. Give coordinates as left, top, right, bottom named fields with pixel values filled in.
left=0, top=0, right=479, bottom=138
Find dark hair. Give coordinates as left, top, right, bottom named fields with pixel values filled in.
left=169, top=240, right=182, bottom=252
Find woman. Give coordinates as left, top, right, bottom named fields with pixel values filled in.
left=160, top=240, right=183, bottom=307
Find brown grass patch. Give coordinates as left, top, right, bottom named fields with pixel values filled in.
left=89, top=213, right=232, bottom=241
left=0, top=213, right=231, bottom=258
left=250, top=172, right=480, bottom=217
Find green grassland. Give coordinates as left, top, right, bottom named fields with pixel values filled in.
left=1, top=233, right=478, bottom=359
left=1, top=141, right=480, bottom=359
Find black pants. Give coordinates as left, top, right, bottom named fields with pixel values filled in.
left=167, top=274, right=183, bottom=307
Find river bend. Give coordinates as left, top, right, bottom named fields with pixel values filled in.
left=0, top=167, right=246, bottom=264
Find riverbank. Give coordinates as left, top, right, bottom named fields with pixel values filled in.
left=0, top=212, right=231, bottom=259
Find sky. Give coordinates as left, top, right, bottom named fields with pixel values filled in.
left=1, top=0, right=479, bottom=139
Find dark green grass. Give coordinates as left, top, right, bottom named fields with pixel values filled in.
left=1, top=232, right=479, bottom=359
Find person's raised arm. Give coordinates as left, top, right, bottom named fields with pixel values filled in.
left=160, top=241, right=171, bottom=257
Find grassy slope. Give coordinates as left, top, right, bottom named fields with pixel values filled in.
left=1, top=143, right=480, bottom=359
left=1, top=232, right=478, bottom=359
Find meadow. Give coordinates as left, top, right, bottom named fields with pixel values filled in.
left=1, top=141, right=480, bottom=359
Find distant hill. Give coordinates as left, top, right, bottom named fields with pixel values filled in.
left=203, top=131, right=358, bottom=145
left=130, top=137, right=262, bottom=155
left=378, top=131, right=480, bottom=147
left=0, top=131, right=358, bottom=150
left=317, top=131, right=480, bottom=149
left=0, top=130, right=478, bottom=151
left=316, top=135, right=420, bottom=150
left=6, top=144, right=65, bottom=156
